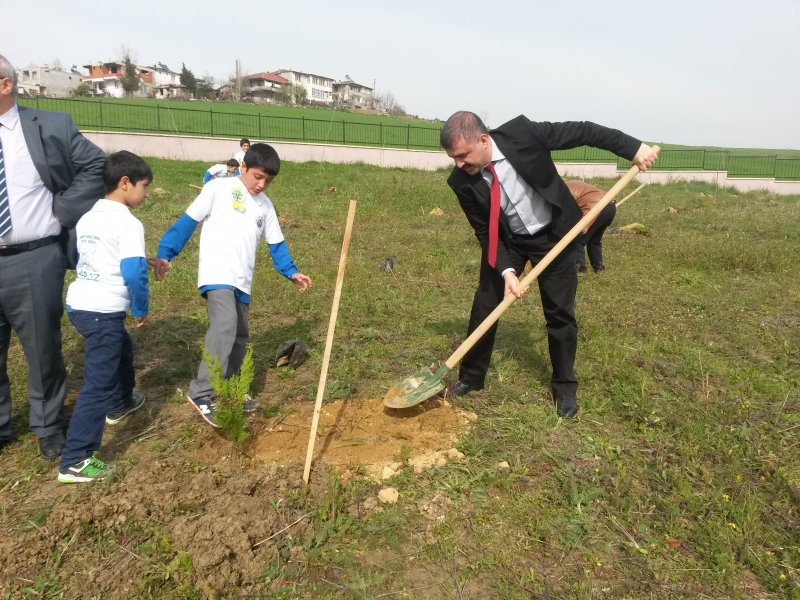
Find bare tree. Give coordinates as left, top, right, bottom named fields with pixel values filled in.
left=374, top=90, right=406, bottom=116
left=50, top=57, right=63, bottom=71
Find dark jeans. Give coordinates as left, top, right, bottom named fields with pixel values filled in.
left=576, top=203, right=616, bottom=270
left=60, top=310, right=135, bottom=469
left=459, top=226, right=579, bottom=397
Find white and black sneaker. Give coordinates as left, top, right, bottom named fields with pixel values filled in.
left=106, top=390, right=146, bottom=425
left=187, top=395, right=221, bottom=428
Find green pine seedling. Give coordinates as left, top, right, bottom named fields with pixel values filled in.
left=203, top=345, right=254, bottom=446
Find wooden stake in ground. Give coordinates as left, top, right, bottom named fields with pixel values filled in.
left=303, top=199, right=358, bottom=484
left=615, top=182, right=646, bottom=207
left=189, top=184, right=203, bottom=191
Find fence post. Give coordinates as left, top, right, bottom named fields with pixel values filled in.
left=302, top=116, right=305, bottom=142
left=342, top=120, right=346, bottom=145
left=380, top=122, right=383, bottom=147
left=258, top=113, right=262, bottom=139
left=157, top=106, right=161, bottom=132
left=210, top=108, right=214, bottom=136
left=99, top=99, right=103, bottom=130
left=407, top=124, right=410, bottom=149
left=36, top=96, right=40, bottom=109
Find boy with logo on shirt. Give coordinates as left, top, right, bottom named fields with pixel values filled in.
left=58, top=151, right=151, bottom=483
left=203, top=159, right=240, bottom=184
left=155, top=143, right=312, bottom=426
left=234, top=139, right=250, bottom=166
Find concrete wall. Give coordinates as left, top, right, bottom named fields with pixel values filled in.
left=82, top=131, right=454, bottom=170
left=80, top=131, right=800, bottom=195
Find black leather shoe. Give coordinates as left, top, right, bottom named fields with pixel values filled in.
left=445, top=380, right=483, bottom=397
left=39, top=432, right=65, bottom=460
left=0, top=436, right=11, bottom=451
left=555, top=396, right=579, bottom=419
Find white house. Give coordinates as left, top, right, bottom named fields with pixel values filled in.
left=148, top=62, right=185, bottom=98
left=82, top=61, right=154, bottom=98
left=332, top=79, right=374, bottom=108
left=274, top=69, right=333, bottom=104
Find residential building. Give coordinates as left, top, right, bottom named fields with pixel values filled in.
left=148, top=62, right=186, bottom=98
left=274, top=69, right=333, bottom=104
left=332, top=79, right=373, bottom=108
left=244, top=72, right=289, bottom=104
left=17, top=64, right=83, bottom=97
left=82, top=61, right=154, bottom=98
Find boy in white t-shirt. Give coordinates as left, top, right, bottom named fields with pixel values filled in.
left=203, top=159, right=239, bottom=184
left=58, top=151, right=151, bottom=483
left=155, top=143, right=312, bottom=427
left=233, top=138, right=250, bottom=166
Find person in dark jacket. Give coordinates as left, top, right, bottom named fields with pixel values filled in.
left=440, top=111, right=657, bottom=418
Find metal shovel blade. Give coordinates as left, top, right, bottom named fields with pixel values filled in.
left=383, top=364, right=450, bottom=409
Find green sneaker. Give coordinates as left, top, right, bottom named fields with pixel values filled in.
left=106, top=390, right=146, bottom=425
left=58, top=456, right=114, bottom=483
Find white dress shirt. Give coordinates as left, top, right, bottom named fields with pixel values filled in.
left=0, top=104, right=62, bottom=246
left=481, top=136, right=553, bottom=276
left=481, top=136, right=552, bottom=238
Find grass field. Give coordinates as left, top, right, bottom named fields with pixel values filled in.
left=0, top=160, right=798, bottom=598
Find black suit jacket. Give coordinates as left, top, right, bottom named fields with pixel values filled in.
left=18, top=105, right=107, bottom=267
left=447, top=116, right=641, bottom=274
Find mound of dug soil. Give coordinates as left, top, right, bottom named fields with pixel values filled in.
left=252, top=397, right=476, bottom=479
left=0, top=460, right=334, bottom=595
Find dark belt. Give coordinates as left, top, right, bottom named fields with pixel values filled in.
left=0, top=235, right=61, bottom=257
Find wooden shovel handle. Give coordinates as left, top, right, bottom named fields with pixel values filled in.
left=303, top=199, right=357, bottom=484
left=444, top=148, right=659, bottom=369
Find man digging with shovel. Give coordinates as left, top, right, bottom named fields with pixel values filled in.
left=438, top=112, right=657, bottom=418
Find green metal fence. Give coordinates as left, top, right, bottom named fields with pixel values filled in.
left=17, top=96, right=442, bottom=150
left=17, top=97, right=800, bottom=180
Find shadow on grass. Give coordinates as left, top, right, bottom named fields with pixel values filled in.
left=426, top=318, right=551, bottom=387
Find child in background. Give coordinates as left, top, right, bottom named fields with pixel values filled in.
left=203, top=159, right=239, bottom=184
left=234, top=138, right=250, bottom=165
left=155, top=143, right=312, bottom=426
left=58, top=151, right=151, bottom=483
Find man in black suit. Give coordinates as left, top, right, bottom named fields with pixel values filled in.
left=440, top=111, right=657, bottom=418
left=0, top=54, right=106, bottom=458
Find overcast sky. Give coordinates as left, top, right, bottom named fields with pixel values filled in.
left=4, top=0, right=798, bottom=149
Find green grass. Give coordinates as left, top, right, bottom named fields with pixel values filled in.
left=0, top=159, right=798, bottom=597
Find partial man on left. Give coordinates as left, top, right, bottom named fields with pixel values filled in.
left=0, top=54, right=107, bottom=459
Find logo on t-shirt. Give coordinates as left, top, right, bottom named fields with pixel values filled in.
left=231, top=188, right=245, bottom=212
left=257, top=216, right=264, bottom=228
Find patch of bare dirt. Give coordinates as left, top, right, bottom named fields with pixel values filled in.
left=250, top=397, right=476, bottom=479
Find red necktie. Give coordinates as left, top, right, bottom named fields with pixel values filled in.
left=485, top=162, right=501, bottom=267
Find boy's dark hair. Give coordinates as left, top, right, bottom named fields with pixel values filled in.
left=240, top=138, right=250, bottom=146
left=103, top=151, right=153, bottom=194
left=242, top=143, right=280, bottom=177
left=227, top=159, right=240, bottom=168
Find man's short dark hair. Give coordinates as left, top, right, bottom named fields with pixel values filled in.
left=240, top=138, right=250, bottom=146
left=103, top=151, right=153, bottom=194
left=227, top=158, right=240, bottom=168
left=242, top=143, right=280, bottom=177
left=440, top=111, right=489, bottom=150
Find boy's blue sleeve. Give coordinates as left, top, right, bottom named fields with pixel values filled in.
left=268, top=241, right=299, bottom=280
left=157, top=214, right=199, bottom=261
left=203, top=170, right=212, bottom=184
left=120, top=257, right=149, bottom=318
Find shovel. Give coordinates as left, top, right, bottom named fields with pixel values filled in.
left=383, top=150, right=659, bottom=409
